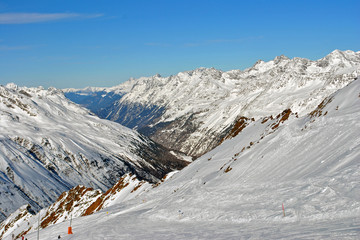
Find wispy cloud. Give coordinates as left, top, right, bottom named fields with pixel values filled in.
left=0, top=13, right=103, bottom=24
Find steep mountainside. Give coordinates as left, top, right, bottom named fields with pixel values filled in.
left=9, top=76, right=360, bottom=239
left=65, top=50, right=360, bottom=157
left=0, top=84, right=187, bottom=222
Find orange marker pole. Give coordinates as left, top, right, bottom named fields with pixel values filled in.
left=282, top=203, right=285, bottom=217
left=68, top=214, right=73, bottom=234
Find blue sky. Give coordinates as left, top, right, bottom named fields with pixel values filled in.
left=0, top=0, right=359, bottom=89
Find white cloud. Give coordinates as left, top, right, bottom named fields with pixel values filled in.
left=0, top=13, right=103, bottom=24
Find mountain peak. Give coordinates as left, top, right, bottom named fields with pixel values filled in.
left=5, top=82, right=18, bottom=90
left=318, top=50, right=360, bottom=69
left=153, top=73, right=162, bottom=78
left=273, top=54, right=290, bottom=63
left=325, top=49, right=358, bottom=60
left=328, top=49, right=345, bottom=58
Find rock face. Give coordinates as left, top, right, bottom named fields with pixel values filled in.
left=0, top=84, right=188, bottom=222
left=65, top=50, right=360, bottom=157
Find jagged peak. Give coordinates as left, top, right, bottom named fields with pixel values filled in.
left=5, top=82, right=18, bottom=90
left=329, top=49, right=344, bottom=55
left=327, top=49, right=346, bottom=58
left=273, top=54, right=290, bottom=63
left=177, top=67, right=223, bottom=80
left=153, top=73, right=162, bottom=78
left=255, top=59, right=265, bottom=65
left=324, top=49, right=358, bottom=60
left=191, top=67, right=222, bottom=73
left=47, top=86, right=63, bottom=95
left=249, top=59, right=265, bottom=69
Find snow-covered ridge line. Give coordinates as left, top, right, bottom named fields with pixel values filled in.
left=65, top=50, right=360, bottom=157
left=64, top=50, right=360, bottom=94
left=117, top=49, right=359, bottom=118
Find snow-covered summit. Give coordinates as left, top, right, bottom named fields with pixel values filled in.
left=4, top=83, right=19, bottom=90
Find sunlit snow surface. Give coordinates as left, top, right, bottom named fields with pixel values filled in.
left=21, top=79, right=360, bottom=239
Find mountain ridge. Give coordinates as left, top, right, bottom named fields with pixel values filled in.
left=65, top=50, right=360, bottom=157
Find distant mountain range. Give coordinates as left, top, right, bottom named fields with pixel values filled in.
left=65, top=50, right=360, bottom=157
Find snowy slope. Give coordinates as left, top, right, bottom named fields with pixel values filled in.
left=0, top=84, right=187, bottom=222
left=65, top=50, right=360, bottom=157
left=0, top=173, right=153, bottom=239
left=13, top=78, right=360, bottom=239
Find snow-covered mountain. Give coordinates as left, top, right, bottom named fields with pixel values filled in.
left=6, top=74, right=360, bottom=239
left=0, top=84, right=187, bottom=222
left=65, top=50, right=360, bottom=157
